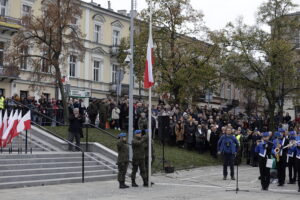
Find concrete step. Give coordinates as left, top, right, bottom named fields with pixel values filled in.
left=0, top=170, right=115, bottom=183
left=0, top=153, right=82, bottom=159
left=0, top=161, right=101, bottom=170
left=0, top=165, right=113, bottom=176
left=0, top=157, right=93, bottom=165
left=0, top=148, right=47, bottom=152
left=0, top=174, right=117, bottom=190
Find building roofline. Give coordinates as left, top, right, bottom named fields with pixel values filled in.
left=80, top=0, right=131, bottom=22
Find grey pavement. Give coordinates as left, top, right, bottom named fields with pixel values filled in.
left=0, top=165, right=299, bottom=200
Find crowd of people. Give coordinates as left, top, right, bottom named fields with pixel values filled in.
left=1, top=94, right=300, bottom=191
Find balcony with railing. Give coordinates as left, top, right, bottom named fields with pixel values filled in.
left=0, top=65, right=20, bottom=80
left=0, top=16, right=21, bottom=35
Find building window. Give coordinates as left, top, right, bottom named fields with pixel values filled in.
left=93, top=60, right=102, bottom=82
left=69, top=55, right=76, bottom=77
left=94, top=24, right=101, bottom=43
left=0, top=0, right=7, bottom=16
left=22, top=4, right=32, bottom=17
left=0, top=42, right=3, bottom=69
left=112, top=65, right=118, bottom=83
left=71, top=17, right=77, bottom=25
left=0, top=89, right=4, bottom=96
left=112, top=30, right=120, bottom=46
left=20, top=90, right=28, bottom=99
left=41, top=51, right=49, bottom=73
left=20, top=47, right=28, bottom=70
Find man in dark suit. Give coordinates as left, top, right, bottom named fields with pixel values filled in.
left=68, top=108, right=85, bottom=151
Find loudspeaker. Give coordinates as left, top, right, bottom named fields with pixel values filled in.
left=158, top=116, right=170, bottom=142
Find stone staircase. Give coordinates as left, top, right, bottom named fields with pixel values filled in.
left=0, top=126, right=118, bottom=189
left=0, top=152, right=117, bottom=189
left=1, top=135, right=55, bottom=153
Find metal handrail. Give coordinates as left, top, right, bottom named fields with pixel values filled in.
left=10, top=99, right=67, bottom=126
left=31, top=121, right=85, bottom=183
left=11, top=99, right=120, bottom=148
left=86, top=123, right=118, bottom=139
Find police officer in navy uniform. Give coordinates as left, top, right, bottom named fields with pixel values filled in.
left=218, top=127, right=239, bottom=180
left=117, top=132, right=129, bottom=189
left=272, top=129, right=289, bottom=186
left=295, top=135, right=300, bottom=192
left=255, top=132, right=274, bottom=191
left=287, top=131, right=297, bottom=184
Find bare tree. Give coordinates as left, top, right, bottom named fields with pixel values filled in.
left=6, top=0, right=85, bottom=122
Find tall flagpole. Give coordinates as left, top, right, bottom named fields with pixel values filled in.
left=128, top=0, right=136, bottom=161
left=148, top=0, right=153, bottom=188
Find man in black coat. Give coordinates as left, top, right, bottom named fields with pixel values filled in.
left=210, top=125, right=219, bottom=158
left=68, top=108, right=85, bottom=151
left=184, top=119, right=196, bottom=150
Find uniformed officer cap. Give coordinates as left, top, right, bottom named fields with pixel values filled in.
left=262, top=132, right=269, bottom=137
left=134, top=130, right=142, bottom=135
left=278, top=128, right=285, bottom=133
left=289, top=131, right=296, bottom=136
left=118, top=133, right=127, bottom=138
left=274, top=131, right=281, bottom=138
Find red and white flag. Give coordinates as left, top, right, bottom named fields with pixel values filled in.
left=3, top=110, right=8, bottom=132
left=8, top=110, right=14, bottom=125
left=1, top=110, right=18, bottom=147
left=11, top=111, right=23, bottom=139
left=16, top=110, right=31, bottom=133
left=0, top=110, right=2, bottom=140
left=144, top=33, right=155, bottom=89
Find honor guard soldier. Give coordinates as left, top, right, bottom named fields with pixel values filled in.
left=287, top=131, right=297, bottom=184
left=272, top=129, right=289, bottom=186
left=217, top=127, right=239, bottom=180
left=255, top=132, right=274, bottom=191
left=131, top=130, right=148, bottom=187
left=117, top=133, right=129, bottom=189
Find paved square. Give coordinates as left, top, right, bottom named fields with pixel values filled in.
left=1, top=165, right=299, bottom=200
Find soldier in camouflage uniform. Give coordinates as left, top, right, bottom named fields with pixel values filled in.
left=138, top=113, right=148, bottom=131
left=131, top=130, right=148, bottom=187
left=117, top=132, right=129, bottom=189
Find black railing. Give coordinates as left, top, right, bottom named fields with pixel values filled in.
left=11, top=99, right=119, bottom=152
left=31, top=121, right=85, bottom=183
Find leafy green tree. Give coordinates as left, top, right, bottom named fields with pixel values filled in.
left=213, top=0, right=300, bottom=130
left=119, top=0, right=219, bottom=104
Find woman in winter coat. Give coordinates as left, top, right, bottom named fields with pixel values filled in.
left=175, top=120, right=185, bottom=148
left=112, top=106, right=121, bottom=130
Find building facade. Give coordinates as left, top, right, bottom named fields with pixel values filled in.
left=0, top=0, right=143, bottom=106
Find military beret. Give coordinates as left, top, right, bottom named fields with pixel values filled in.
left=274, top=131, right=281, bottom=138
left=134, top=130, right=142, bottom=135
left=262, top=132, right=269, bottom=137
left=118, top=133, right=127, bottom=138
left=278, top=128, right=285, bottom=132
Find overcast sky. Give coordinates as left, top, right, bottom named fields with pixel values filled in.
left=86, top=0, right=300, bottom=31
